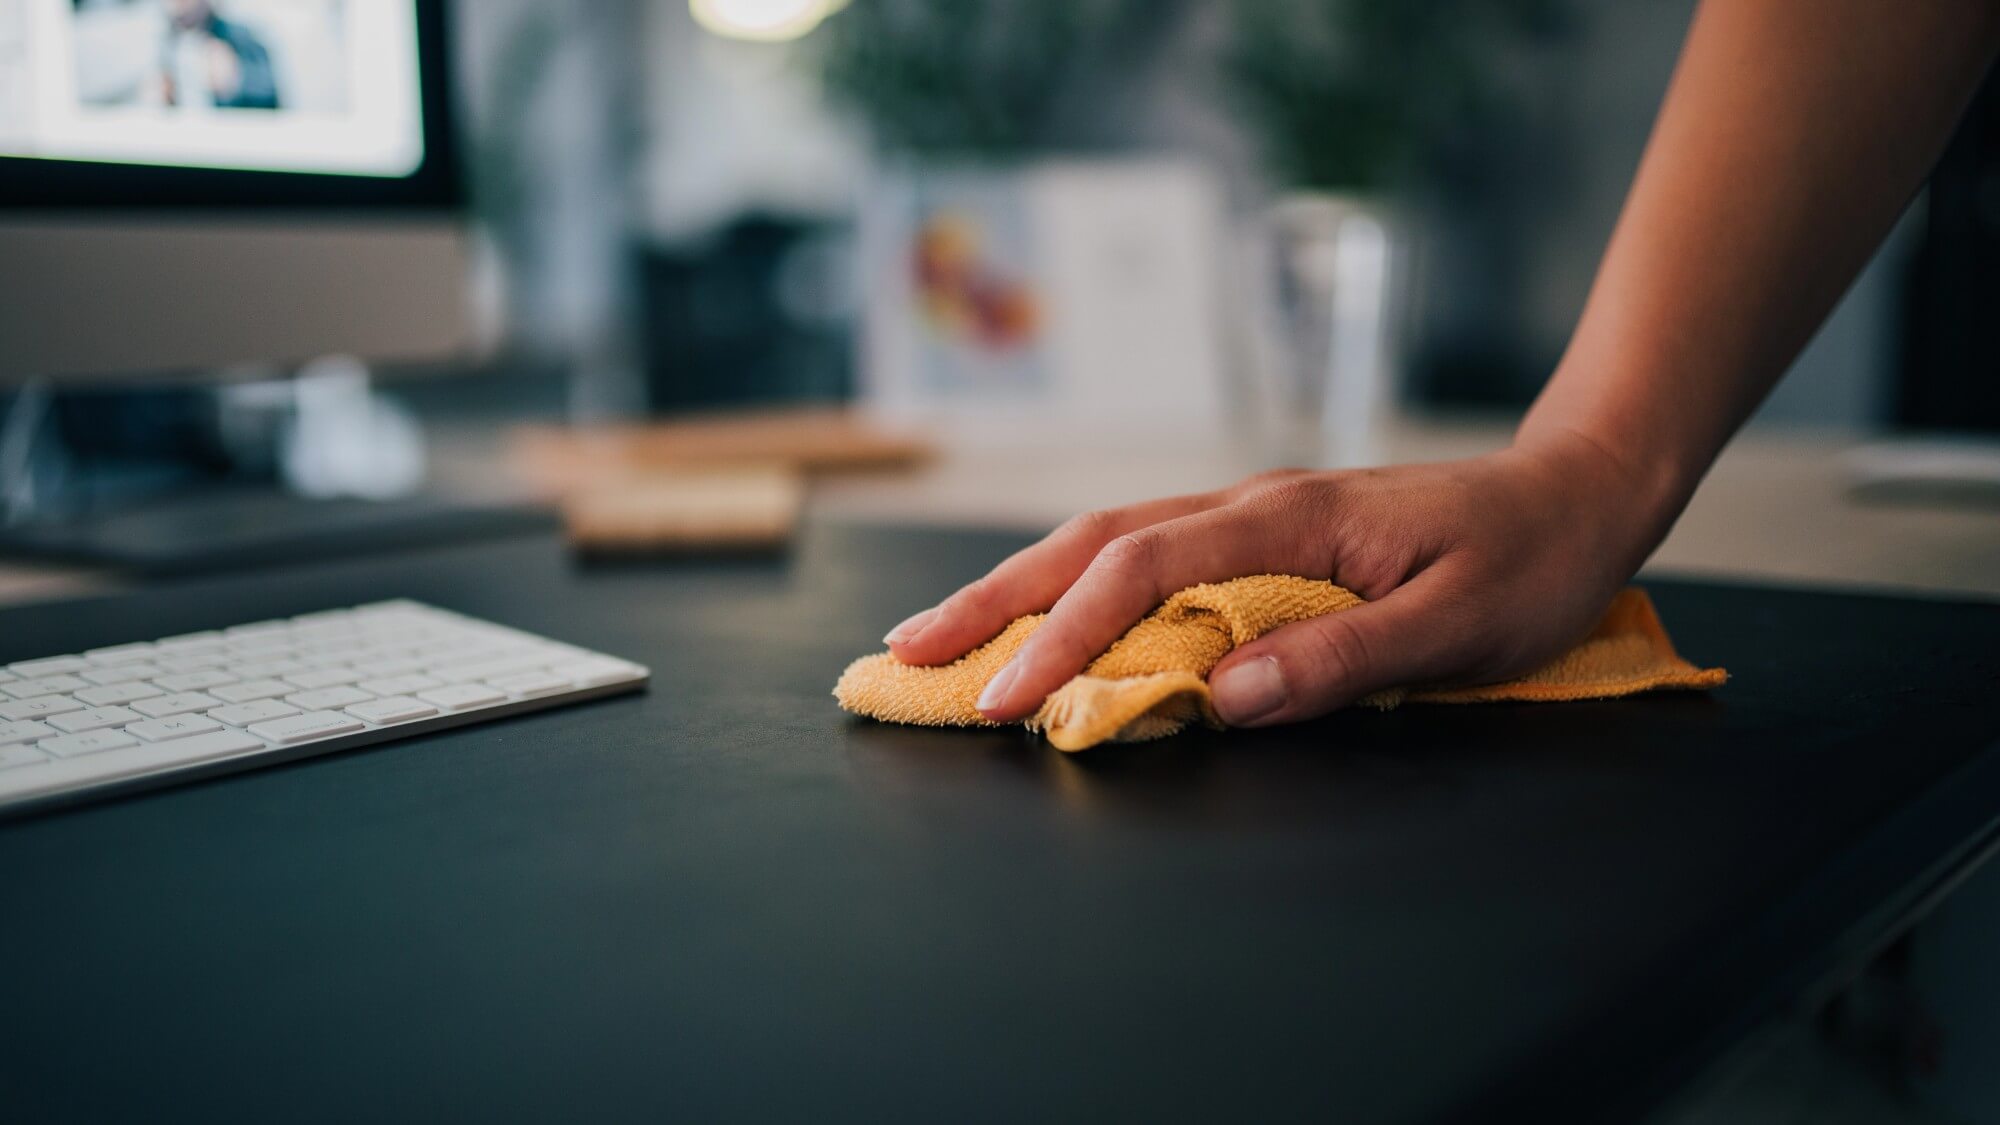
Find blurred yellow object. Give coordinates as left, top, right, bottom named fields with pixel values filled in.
left=689, top=0, right=846, bottom=42
left=561, top=466, right=804, bottom=554
left=835, top=579, right=1727, bottom=751
left=511, top=408, right=931, bottom=494
left=511, top=407, right=930, bottom=554
left=916, top=213, right=980, bottom=273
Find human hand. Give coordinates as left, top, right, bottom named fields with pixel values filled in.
left=884, top=432, right=1679, bottom=727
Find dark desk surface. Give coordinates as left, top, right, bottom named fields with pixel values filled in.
left=3, top=526, right=1997, bottom=1124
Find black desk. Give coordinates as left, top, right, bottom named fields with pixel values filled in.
left=3, top=526, right=1998, bottom=1123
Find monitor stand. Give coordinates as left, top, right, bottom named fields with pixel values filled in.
left=0, top=366, right=557, bottom=578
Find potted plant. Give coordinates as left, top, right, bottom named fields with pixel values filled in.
left=1221, top=0, right=1567, bottom=465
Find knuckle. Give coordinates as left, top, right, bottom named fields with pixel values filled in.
left=1093, top=531, right=1159, bottom=577
left=1057, top=507, right=1122, bottom=544
left=950, top=576, right=1003, bottom=616
left=1222, top=469, right=1297, bottom=506
left=1238, top=477, right=1339, bottom=556
left=1258, top=475, right=1327, bottom=510
left=1243, top=467, right=1309, bottom=490
left=1078, top=532, right=1168, bottom=609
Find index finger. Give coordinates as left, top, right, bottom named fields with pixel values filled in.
left=974, top=503, right=1306, bottom=721
left=887, top=491, right=1225, bottom=667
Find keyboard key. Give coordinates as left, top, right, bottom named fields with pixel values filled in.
left=132, top=692, right=224, bottom=718
left=153, top=670, right=239, bottom=693
left=85, top=642, right=157, bottom=664
left=355, top=657, right=429, bottom=679
left=132, top=728, right=264, bottom=759
left=551, top=660, right=646, bottom=688
left=155, top=653, right=227, bottom=672
left=3, top=675, right=90, bottom=699
left=155, top=630, right=223, bottom=650
left=126, top=714, right=224, bottom=743
left=80, top=663, right=164, bottom=685
left=286, top=686, right=373, bottom=712
left=208, top=700, right=300, bottom=727
left=226, top=659, right=309, bottom=680
left=0, top=670, right=15, bottom=684
left=48, top=706, right=141, bottom=734
left=210, top=679, right=294, bottom=704
left=355, top=619, right=429, bottom=638
left=226, top=620, right=290, bottom=637
left=437, top=656, right=550, bottom=684
left=7, top=656, right=89, bottom=677
left=73, top=681, right=167, bottom=707
left=292, top=628, right=359, bottom=646
left=416, top=684, right=505, bottom=712
left=225, top=652, right=295, bottom=672
left=356, top=673, right=440, bottom=697
left=345, top=696, right=437, bottom=725
left=0, top=720, right=56, bottom=745
left=290, top=617, right=348, bottom=634
left=488, top=671, right=573, bottom=699
left=0, top=743, right=48, bottom=770
left=286, top=667, right=362, bottom=690
left=248, top=711, right=365, bottom=745
left=0, top=696, right=85, bottom=721
left=39, top=729, right=139, bottom=758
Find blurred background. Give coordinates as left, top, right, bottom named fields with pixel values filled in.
left=443, top=0, right=1999, bottom=592
left=439, top=0, right=1915, bottom=428
left=1, top=0, right=1996, bottom=596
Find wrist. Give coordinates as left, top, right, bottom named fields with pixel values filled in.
left=1516, top=357, right=1716, bottom=525
left=1507, top=421, right=1694, bottom=574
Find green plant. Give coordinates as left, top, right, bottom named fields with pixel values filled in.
left=810, top=0, right=1141, bottom=159
left=1224, top=0, right=1569, bottom=191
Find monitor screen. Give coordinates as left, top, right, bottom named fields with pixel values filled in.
left=0, top=0, right=422, bottom=178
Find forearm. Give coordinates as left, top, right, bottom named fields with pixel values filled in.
left=1520, top=0, right=2000, bottom=534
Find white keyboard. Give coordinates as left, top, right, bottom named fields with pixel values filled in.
left=0, top=600, right=648, bottom=815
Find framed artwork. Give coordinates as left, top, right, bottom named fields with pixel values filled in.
left=858, top=159, right=1230, bottom=432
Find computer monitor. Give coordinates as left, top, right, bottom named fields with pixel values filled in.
left=0, top=0, right=470, bottom=383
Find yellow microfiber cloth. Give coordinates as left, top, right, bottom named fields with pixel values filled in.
left=833, top=576, right=1727, bottom=751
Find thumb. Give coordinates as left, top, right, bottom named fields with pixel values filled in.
left=1207, top=578, right=1466, bottom=727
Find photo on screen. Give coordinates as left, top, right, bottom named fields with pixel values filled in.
left=70, top=0, right=349, bottom=115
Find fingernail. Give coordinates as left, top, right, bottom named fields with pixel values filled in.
left=1211, top=657, right=1287, bottom=725
left=977, top=660, right=1022, bottom=715
left=884, top=607, right=939, bottom=647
